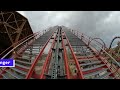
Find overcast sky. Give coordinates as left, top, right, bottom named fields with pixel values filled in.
left=18, top=11, right=120, bottom=47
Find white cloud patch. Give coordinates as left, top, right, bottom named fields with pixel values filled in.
left=17, top=11, right=26, bottom=16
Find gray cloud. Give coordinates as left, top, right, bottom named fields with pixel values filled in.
left=18, top=11, right=120, bottom=47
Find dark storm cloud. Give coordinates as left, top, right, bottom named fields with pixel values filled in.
left=18, top=11, right=120, bottom=47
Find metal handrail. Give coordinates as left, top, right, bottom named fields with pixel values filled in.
left=71, top=30, right=120, bottom=68
left=0, top=31, right=42, bottom=57
left=1, top=31, right=41, bottom=59
left=71, top=30, right=120, bottom=78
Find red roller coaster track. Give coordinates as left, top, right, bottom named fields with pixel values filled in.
left=0, top=26, right=120, bottom=79
left=0, top=11, right=120, bottom=79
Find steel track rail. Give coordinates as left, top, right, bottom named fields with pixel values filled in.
left=64, top=31, right=84, bottom=79
left=26, top=31, right=55, bottom=79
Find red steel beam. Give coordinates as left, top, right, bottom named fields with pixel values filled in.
left=45, top=53, right=52, bottom=74
left=77, top=56, right=97, bottom=59
left=83, top=66, right=106, bottom=75
left=25, top=32, right=54, bottom=79
left=61, top=32, right=70, bottom=79
left=98, top=56, right=120, bottom=78
left=69, top=56, right=98, bottom=62
left=15, top=66, right=28, bottom=72
left=39, top=33, right=57, bottom=79
left=63, top=32, right=84, bottom=79
left=0, top=68, right=8, bottom=77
